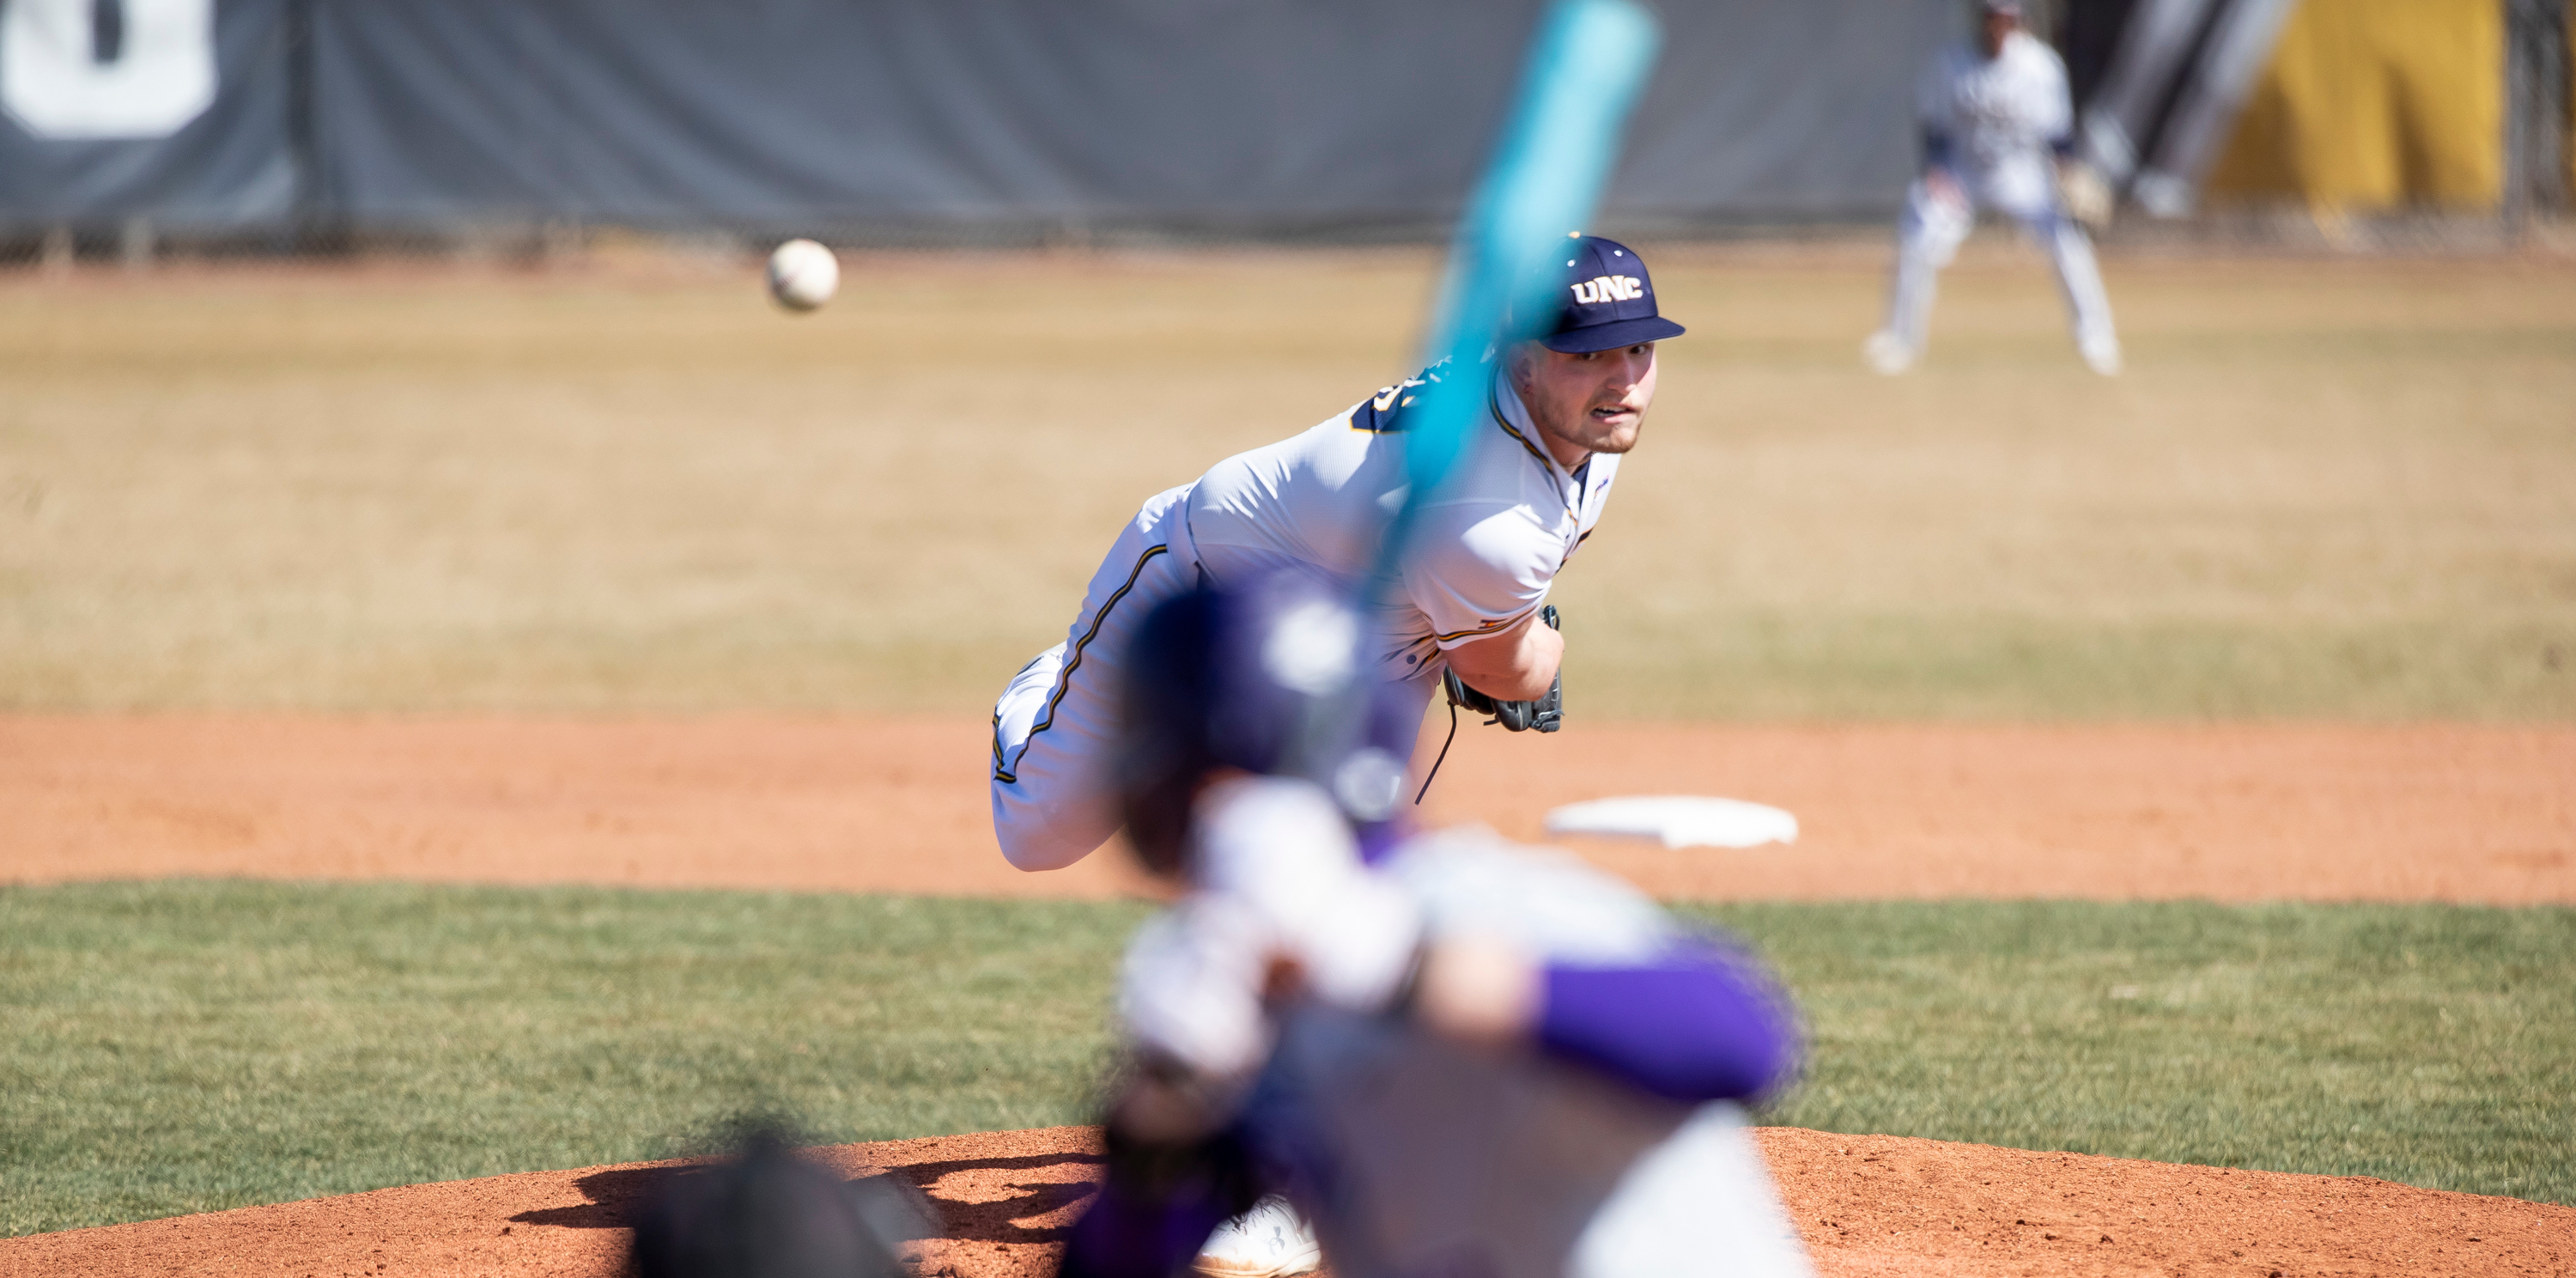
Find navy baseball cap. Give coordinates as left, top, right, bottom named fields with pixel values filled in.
left=1541, top=234, right=1686, bottom=354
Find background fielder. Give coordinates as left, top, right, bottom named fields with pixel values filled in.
left=1865, top=0, right=2122, bottom=377
left=991, top=235, right=1685, bottom=873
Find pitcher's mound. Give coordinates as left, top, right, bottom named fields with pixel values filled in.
left=5, top=1125, right=2565, bottom=1277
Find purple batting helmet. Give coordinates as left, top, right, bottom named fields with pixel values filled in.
left=1112, top=571, right=1419, bottom=876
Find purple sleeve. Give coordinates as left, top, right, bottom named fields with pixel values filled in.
left=1534, top=942, right=1795, bottom=1104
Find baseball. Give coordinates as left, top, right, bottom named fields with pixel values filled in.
left=765, top=238, right=839, bottom=312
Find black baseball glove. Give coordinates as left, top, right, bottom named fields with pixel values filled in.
left=1440, top=605, right=1561, bottom=733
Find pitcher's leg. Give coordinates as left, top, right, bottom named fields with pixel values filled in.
left=989, top=486, right=1198, bottom=872
left=992, top=659, right=1125, bottom=872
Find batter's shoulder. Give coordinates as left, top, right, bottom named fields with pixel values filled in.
left=1387, top=830, right=1677, bottom=964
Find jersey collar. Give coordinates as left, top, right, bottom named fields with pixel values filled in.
left=1488, top=375, right=1585, bottom=500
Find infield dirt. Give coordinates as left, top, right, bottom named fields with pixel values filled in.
left=8, top=715, right=2569, bottom=904
left=4, top=1123, right=2567, bottom=1278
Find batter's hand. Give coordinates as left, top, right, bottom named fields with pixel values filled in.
left=1118, top=894, right=1274, bottom=1080
left=1413, top=933, right=1541, bottom=1047
left=1191, top=776, right=1425, bottom=1012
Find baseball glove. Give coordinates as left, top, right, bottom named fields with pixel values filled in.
left=1440, top=606, right=1562, bottom=733
left=2058, top=160, right=2113, bottom=232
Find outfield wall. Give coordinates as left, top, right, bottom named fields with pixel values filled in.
left=0, top=0, right=1959, bottom=238
left=0, top=0, right=2561, bottom=241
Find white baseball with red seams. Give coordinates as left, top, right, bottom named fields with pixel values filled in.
left=765, top=238, right=839, bottom=312
left=987, top=365, right=1619, bottom=873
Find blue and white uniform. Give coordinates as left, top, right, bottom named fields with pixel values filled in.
left=1874, top=28, right=2120, bottom=372
left=989, top=368, right=1618, bottom=873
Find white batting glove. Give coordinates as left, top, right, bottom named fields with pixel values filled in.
left=1192, top=775, right=1425, bottom=1013
left=1116, top=892, right=1276, bottom=1081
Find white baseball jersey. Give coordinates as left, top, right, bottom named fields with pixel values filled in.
left=1916, top=30, right=2073, bottom=214
left=990, top=362, right=1619, bottom=873
left=1188, top=362, right=1619, bottom=688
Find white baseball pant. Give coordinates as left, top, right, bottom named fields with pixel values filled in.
left=990, top=483, right=1202, bottom=872
left=1882, top=166, right=2117, bottom=358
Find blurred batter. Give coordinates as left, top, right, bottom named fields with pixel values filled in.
left=1060, top=573, right=1809, bottom=1278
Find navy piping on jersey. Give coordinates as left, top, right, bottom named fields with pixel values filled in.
left=993, top=542, right=1170, bottom=785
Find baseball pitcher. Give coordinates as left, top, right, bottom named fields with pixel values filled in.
left=992, top=236, right=1684, bottom=873
left=1864, top=0, right=2122, bottom=376
left=1056, top=574, right=1812, bottom=1278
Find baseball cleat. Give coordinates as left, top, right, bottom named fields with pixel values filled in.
left=1862, top=331, right=1917, bottom=375
left=1191, top=1196, right=1322, bottom=1278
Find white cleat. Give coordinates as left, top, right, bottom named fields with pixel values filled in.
left=1862, top=330, right=1917, bottom=375
left=2081, top=335, right=2123, bottom=376
left=1192, top=1196, right=1322, bottom=1278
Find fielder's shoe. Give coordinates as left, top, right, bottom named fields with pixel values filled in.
left=2080, top=333, right=2123, bottom=377
left=1191, top=1196, right=1321, bottom=1278
left=1862, top=330, right=1917, bottom=375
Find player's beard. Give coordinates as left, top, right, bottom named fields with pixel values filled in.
left=1583, top=413, right=1643, bottom=453
left=1547, top=405, right=1643, bottom=457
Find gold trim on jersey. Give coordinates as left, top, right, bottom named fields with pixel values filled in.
left=993, top=542, right=1171, bottom=785
left=1489, top=385, right=1557, bottom=472
left=1430, top=604, right=1540, bottom=645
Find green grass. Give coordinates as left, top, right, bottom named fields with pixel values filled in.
left=4, top=884, right=2570, bottom=1236
left=1696, top=901, right=2576, bottom=1205
left=0, top=882, right=1151, bottom=1237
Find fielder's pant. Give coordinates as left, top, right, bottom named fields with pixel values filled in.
left=1882, top=174, right=2117, bottom=357
left=990, top=484, right=1202, bottom=872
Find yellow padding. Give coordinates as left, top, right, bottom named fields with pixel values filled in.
left=2206, top=0, right=2506, bottom=210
